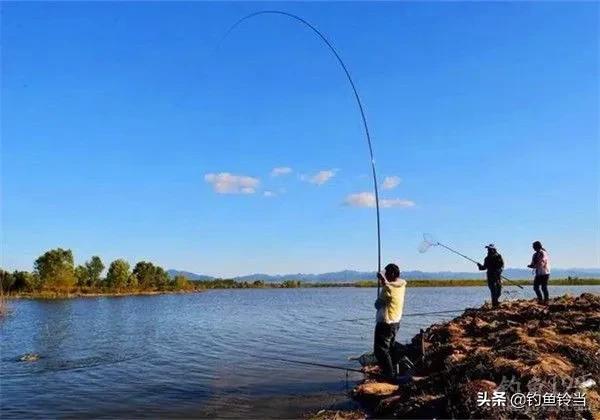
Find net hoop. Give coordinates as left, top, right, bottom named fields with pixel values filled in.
left=418, top=233, right=438, bottom=253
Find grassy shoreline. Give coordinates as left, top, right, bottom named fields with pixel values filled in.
left=5, top=278, right=598, bottom=300
left=354, top=277, right=600, bottom=288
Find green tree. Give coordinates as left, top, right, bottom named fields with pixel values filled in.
left=127, top=273, right=139, bottom=289
left=85, top=256, right=104, bottom=287
left=282, top=280, right=301, bottom=288
left=13, top=271, right=39, bottom=292
left=171, top=274, right=189, bottom=290
left=106, top=259, right=130, bottom=291
left=0, top=270, right=14, bottom=293
left=34, top=248, right=75, bottom=291
left=132, top=261, right=157, bottom=289
left=154, top=267, right=169, bottom=290
left=133, top=261, right=169, bottom=290
left=75, top=265, right=88, bottom=288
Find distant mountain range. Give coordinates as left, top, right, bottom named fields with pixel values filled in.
left=166, top=270, right=215, bottom=281
left=167, top=268, right=600, bottom=283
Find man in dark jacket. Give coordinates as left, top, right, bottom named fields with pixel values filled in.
left=477, top=244, right=504, bottom=308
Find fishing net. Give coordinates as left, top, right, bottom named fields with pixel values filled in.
left=418, top=233, right=439, bottom=253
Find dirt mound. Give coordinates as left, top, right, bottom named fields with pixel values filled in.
left=353, top=293, right=600, bottom=419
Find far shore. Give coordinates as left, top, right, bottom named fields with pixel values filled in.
left=5, top=289, right=201, bottom=300
left=4, top=278, right=598, bottom=300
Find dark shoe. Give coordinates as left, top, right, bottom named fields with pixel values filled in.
left=395, top=374, right=413, bottom=385
left=379, top=374, right=397, bottom=384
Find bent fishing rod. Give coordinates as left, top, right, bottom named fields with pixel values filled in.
left=221, top=11, right=383, bottom=296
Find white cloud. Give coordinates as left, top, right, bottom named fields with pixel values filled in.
left=204, top=172, right=260, bottom=194
left=344, top=192, right=415, bottom=209
left=263, top=190, right=276, bottom=197
left=381, top=198, right=415, bottom=208
left=344, top=192, right=376, bottom=207
left=303, top=169, right=337, bottom=185
left=271, top=167, right=293, bottom=177
left=382, top=176, right=401, bottom=190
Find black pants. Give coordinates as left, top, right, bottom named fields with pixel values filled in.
left=534, top=274, right=550, bottom=302
left=374, top=321, right=399, bottom=378
left=487, top=272, right=502, bottom=307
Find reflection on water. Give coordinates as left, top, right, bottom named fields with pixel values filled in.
left=1, top=286, right=597, bottom=418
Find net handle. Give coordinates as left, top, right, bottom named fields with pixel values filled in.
left=422, top=234, right=525, bottom=290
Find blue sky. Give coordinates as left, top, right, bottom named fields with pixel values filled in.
left=2, top=2, right=598, bottom=277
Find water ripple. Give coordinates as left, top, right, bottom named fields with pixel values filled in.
left=1, top=286, right=597, bottom=418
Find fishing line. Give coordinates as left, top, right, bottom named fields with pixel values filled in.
left=249, top=354, right=391, bottom=380
left=419, top=233, right=525, bottom=290
left=321, top=308, right=466, bottom=325
left=220, top=11, right=382, bottom=295
left=250, top=353, right=362, bottom=373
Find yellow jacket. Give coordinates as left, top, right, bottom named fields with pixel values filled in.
left=375, top=279, right=407, bottom=324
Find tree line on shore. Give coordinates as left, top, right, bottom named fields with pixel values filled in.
left=0, top=248, right=194, bottom=295
left=0, top=248, right=318, bottom=296
left=1, top=248, right=598, bottom=297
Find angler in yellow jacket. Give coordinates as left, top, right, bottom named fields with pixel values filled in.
left=374, top=263, right=407, bottom=379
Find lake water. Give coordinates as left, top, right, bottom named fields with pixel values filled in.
left=1, top=286, right=598, bottom=418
